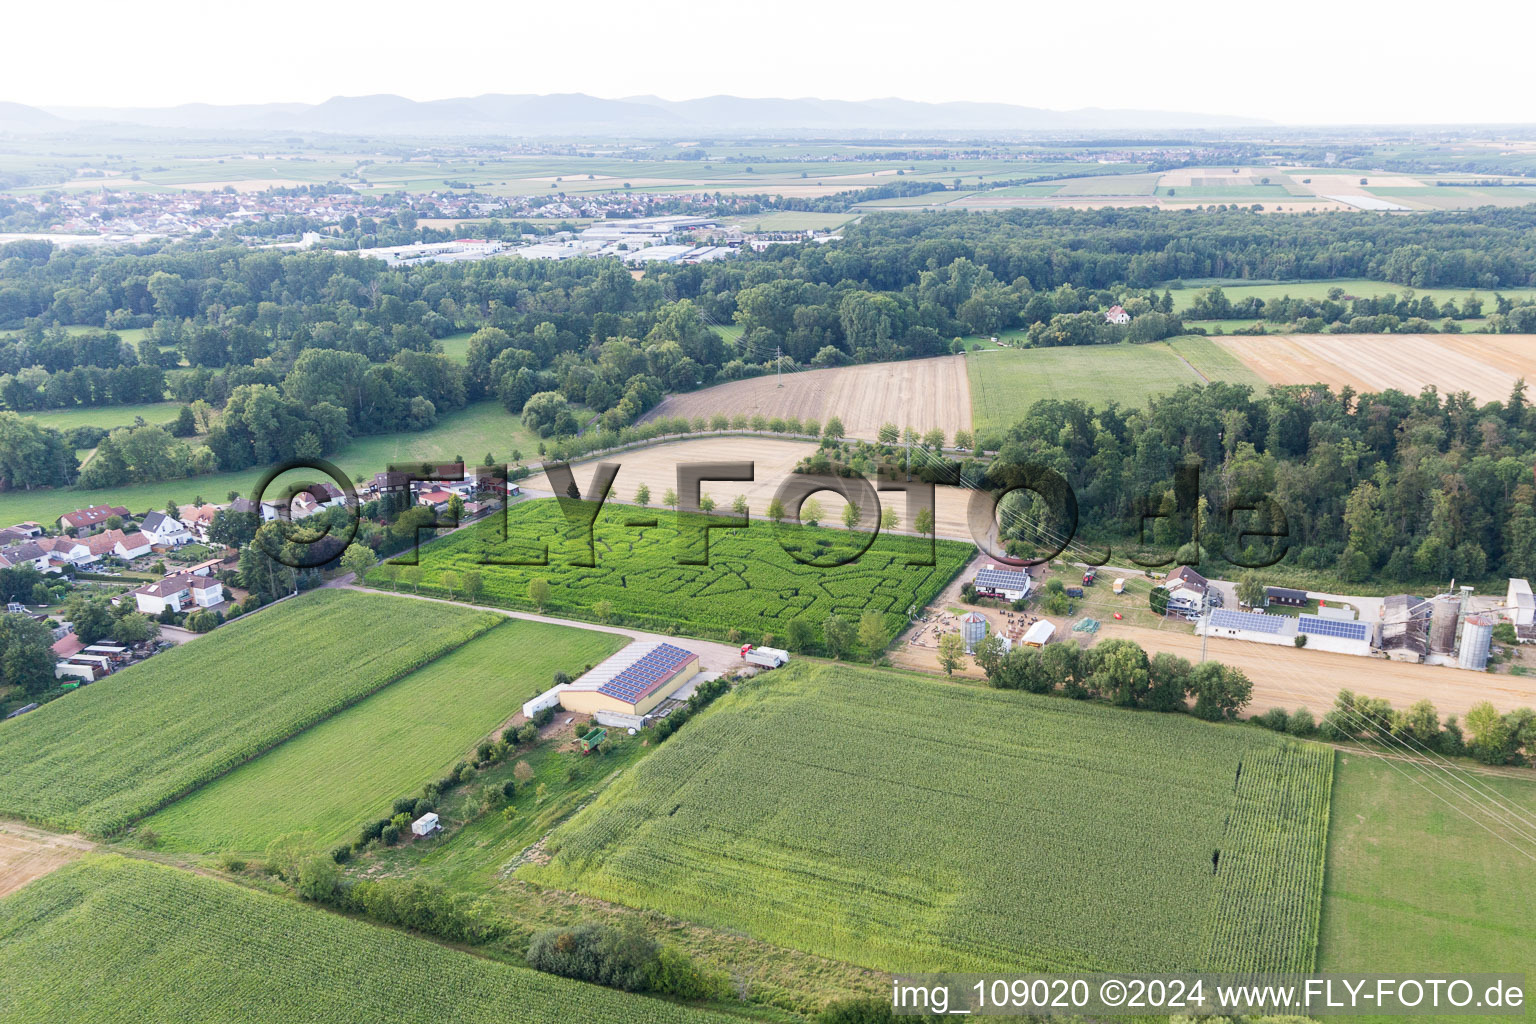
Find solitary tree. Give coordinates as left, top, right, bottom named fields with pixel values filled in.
left=440, top=570, right=460, bottom=599
left=594, top=599, right=614, bottom=623
left=698, top=493, right=716, bottom=513
left=803, top=498, right=825, bottom=528
left=1237, top=572, right=1266, bottom=608
left=635, top=483, right=651, bottom=506
left=662, top=488, right=678, bottom=509
left=732, top=494, right=750, bottom=516
left=880, top=506, right=899, bottom=531
left=857, top=610, right=886, bottom=662
left=462, top=570, right=484, bottom=604
left=528, top=578, right=552, bottom=611
left=766, top=497, right=785, bottom=522
left=400, top=566, right=423, bottom=593
left=937, top=631, right=966, bottom=675
left=824, top=416, right=844, bottom=440
left=339, top=543, right=374, bottom=580
left=841, top=502, right=861, bottom=530
left=913, top=507, right=935, bottom=536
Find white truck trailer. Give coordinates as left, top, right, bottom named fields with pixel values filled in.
left=740, top=644, right=790, bottom=669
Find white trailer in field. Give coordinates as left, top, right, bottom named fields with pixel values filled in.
left=740, top=644, right=790, bottom=669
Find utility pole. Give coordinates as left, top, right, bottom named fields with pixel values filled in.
left=776, top=344, right=783, bottom=388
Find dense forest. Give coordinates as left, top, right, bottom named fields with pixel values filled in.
left=809, top=379, right=1536, bottom=586
left=5, top=205, right=1536, bottom=497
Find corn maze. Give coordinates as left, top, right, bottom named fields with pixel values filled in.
left=375, top=499, right=973, bottom=652
left=0, top=855, right=742, bottom=1024
left=525, top=662, right=1335, bottom=975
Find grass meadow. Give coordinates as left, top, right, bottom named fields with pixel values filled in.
left=968, top=341, right=1266, bottom=432
left=1316, top=755, right=1536, bottom=1022
left=140, top=619, right=625, bottom=853
left=523, top=662, right=1333, bottom=974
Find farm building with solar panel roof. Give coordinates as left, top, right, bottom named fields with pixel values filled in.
left=1198, top=607, right=1377, bottom=656
left=553, top=641, right=702, bottom=717
left=971, top=564, right=1031, bottom=602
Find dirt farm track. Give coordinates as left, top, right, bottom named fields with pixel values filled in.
left=1218, top=333, right=1536, bottom=404
left=0, top=822, right=92, bottom=899
left=640, top=355, right=972, bottom=442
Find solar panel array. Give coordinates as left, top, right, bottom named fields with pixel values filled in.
left=1298, top=614, right=1370, bottom=642
left=1208, top=609, right=1288, bottom=634
left=975, top=568, right=1029, bottom=590
left=597, top=643, right=697, bottom=704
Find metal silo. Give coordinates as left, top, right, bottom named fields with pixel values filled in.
left=960, top=611, right=988, bottom=653
left=1458, top=615, right=1493, bottom=671
left=1429, top=595, right=1459, bottom=655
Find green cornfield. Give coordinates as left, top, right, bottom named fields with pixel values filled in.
left=0, top=855, right=743, bottom=1024
left=0, top=590, right=499, bottom=835
left=1201, top=740, right=1335, bottom=971
left=139, top=619, right=626, bottom=853
left=524, top=662, right=1334, bottom=975
left=368, top=499, right=973, bottom=652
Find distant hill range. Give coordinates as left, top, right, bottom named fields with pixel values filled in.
left=3, top=93, right=1264, bottom=136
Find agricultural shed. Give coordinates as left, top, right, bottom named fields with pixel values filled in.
left=551, top=642, right=701, bottom=717
left=1264, top=586, right=1308, bottom=607
left=1507, top=578, right=1534, bottom=626
left=1296, top=614, right=1375, bottom=656
left=1199, top=608, right=1298, bottom=647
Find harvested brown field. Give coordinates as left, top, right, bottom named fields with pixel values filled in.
left=526, top=436, right=990, bottom=541
left=1217, top=334, right=1536, bottom=403
left=640, top=356, right=971, bottom=442
left=0, top=823, right=92, bottom=898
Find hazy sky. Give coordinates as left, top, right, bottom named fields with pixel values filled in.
left=7, top=0, right=1532, bottom=125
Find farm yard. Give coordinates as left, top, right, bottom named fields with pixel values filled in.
left=0, top=590, right=499, bottom=835
left=1317, top=756, right=1536, bottom=1022
left=366, top=499, right=973, bottom=653
left=639, top=355, right=972, bottom=442
left=523, top=662, right=1334, bottom=975
left=137, top=619, right=626, bottom=853
left=966, top=341, right=1266, bottom=433
left=1216, top=333, right=1536, bottom=405
left=0, top=855, right=743, bottom=1024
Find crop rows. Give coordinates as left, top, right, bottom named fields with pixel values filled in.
left=524, top=662, right=1333, bottom=974
left=0, top=590, right=499, bottom=835
left=372, top=499, right=973, bottom=652
left=0, top=855, right=742, bottom=1024
left=1201, top=740, right=1335, bottom=972
left=139, top=619, right=626, bottom=853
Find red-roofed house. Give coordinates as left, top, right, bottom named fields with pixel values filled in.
left=1104, top=305, right=1131, bottom=325
left=129, top=574, right=224, bottom=615
left=58, top=505, right=131, bottom=534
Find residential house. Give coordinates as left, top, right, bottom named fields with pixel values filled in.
left=129, top=574, right=224, bottom=615
left=179, top=557, right=225, bottom=577
left=36, top=536, right=98, bottom=569
left=139, top=511, right=193, bottom=548
left=0, top=541, right=52, bottom=573
left=58, top=505, right=130, bottom=534
left=1160, top=566, right=1213, bottom=616
left=260, top=484, right=345, bottom=522
left=1104, top=305, right=1131, bottom=325
left=178, top=504, right=225, bottom=544
left=85, top=529, right=152, bottom=561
